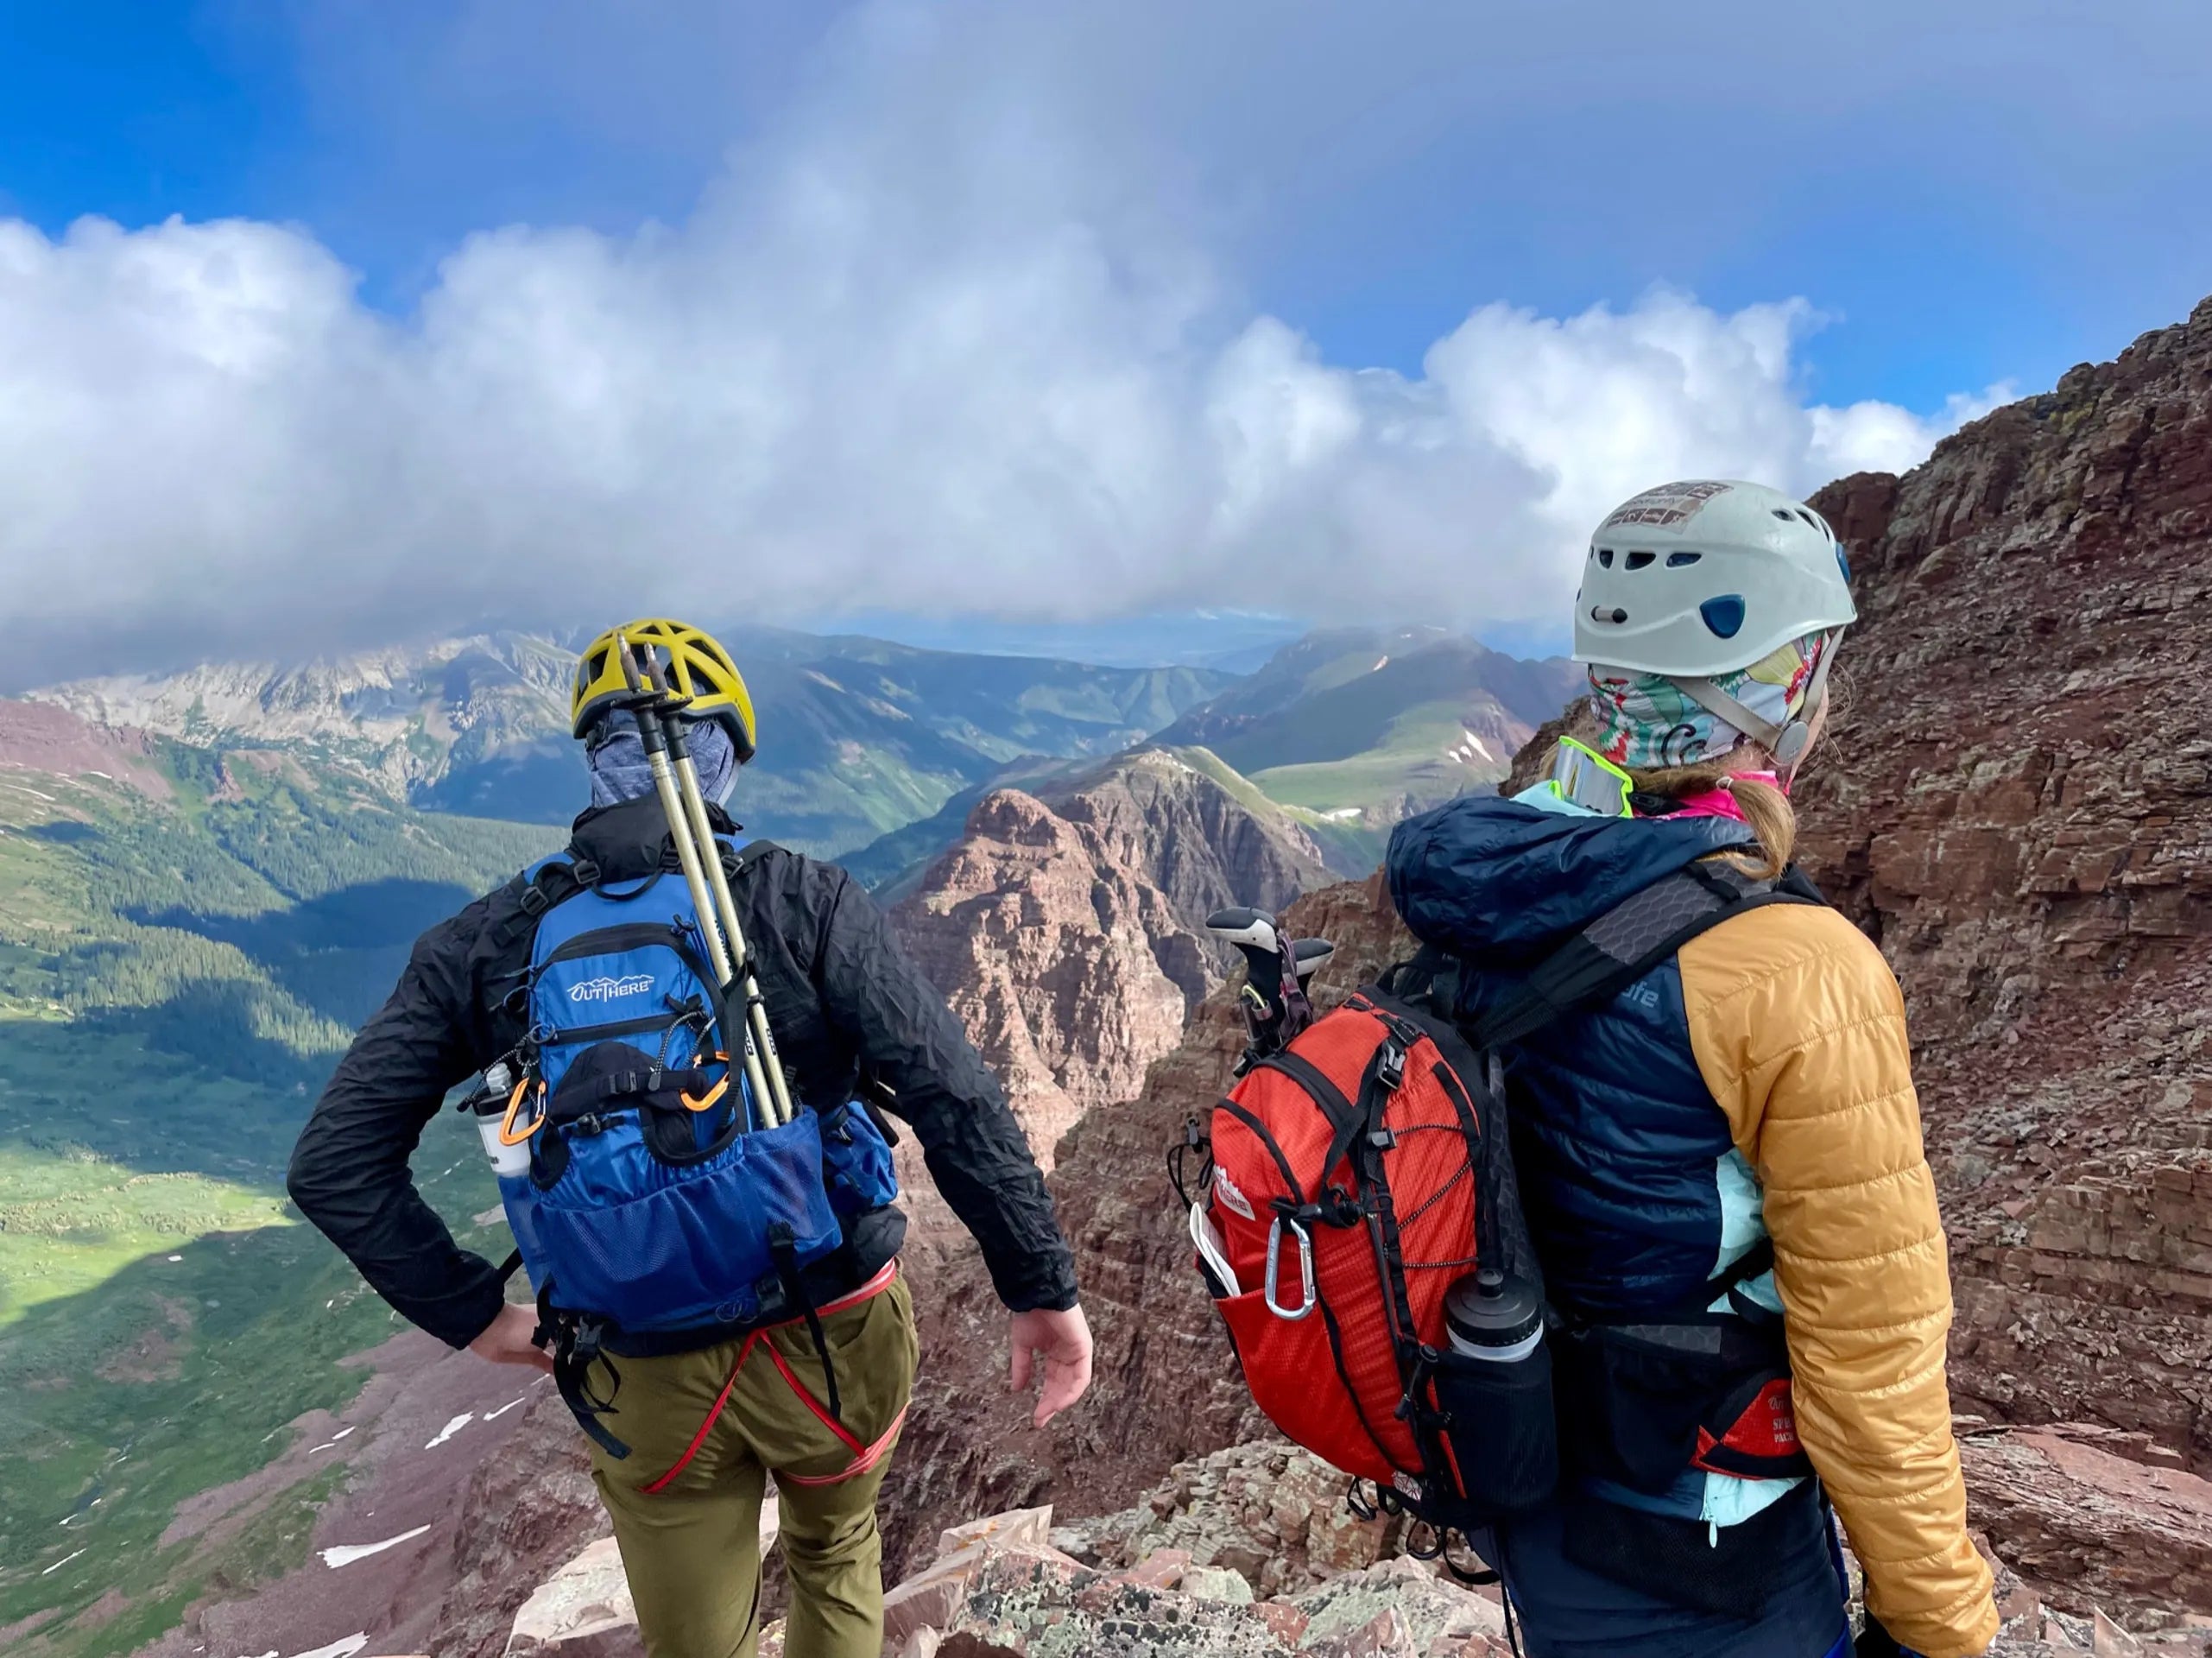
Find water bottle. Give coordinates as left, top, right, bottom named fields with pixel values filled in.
left=473, top=1062, right=534, bottom=1178
left=1444, top=1268, right=1545, bottom=1364
left=1436, top=1266, right=1557, bottom=1517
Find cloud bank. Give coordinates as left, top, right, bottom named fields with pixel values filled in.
left=0, top=4, right=2003, bottom=686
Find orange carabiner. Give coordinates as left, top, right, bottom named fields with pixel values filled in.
left=681, top=1055, right=731, bottom=1114
left=680, top=1075, right=730, bottom=1113
left=499, top=1077, right=546, bottom=1145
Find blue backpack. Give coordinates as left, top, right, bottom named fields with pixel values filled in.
left=496, top=837, right=899, bottom=1454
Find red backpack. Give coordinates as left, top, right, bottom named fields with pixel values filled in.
left=1180, top=866, right=1823, bottom=1547
left=1191, top=978, right=1554, bottom=1536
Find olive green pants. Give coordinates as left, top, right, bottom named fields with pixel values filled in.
left=587, top=1269, right=920, bottom=1658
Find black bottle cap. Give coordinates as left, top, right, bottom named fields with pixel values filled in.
left=1444, top=1268, right=1543, bottom=1351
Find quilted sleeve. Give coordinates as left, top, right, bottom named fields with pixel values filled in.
left=1679, top=904, right=1997, bottom=1658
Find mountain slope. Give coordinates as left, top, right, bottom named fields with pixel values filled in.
left=39, top=630, right=1235, bottom=857
left=1154, top=629, right=1581, bottom=823
left=888, top=747, right=1333, bottom=1255
left=0, top=699, right=553, bottom=1654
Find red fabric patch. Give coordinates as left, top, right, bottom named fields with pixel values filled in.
left=1694, top=1377, right=1800, bottom=1471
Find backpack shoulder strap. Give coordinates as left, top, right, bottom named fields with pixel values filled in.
left=1467, top=859, right=1822, bottom=1051
left=718, top=837, right=784, bottom=880
left=518, top=848, right=592, bottom=919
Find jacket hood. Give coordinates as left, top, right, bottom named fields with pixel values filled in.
left=567, top=796, right=742, bottom=883
left=1387, top=796, right=1755, bottom=965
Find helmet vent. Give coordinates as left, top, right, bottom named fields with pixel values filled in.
left=1772, top=509, right=1794, bottom=522
left=1624, top=551, right=1655, bottom=570
left=1699, top=595, right=1747, bottom=639
left=1596, top=548, right=1615, bottom=567
left=1666, top=552, right=1702, bottom=567
left=1796, top=509, right=1820, bottom=528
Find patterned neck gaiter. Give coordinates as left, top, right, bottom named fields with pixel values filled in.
left=1587, top=631, right=1833, bottom=771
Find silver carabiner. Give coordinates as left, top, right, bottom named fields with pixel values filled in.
left=1263, top=1214, right=1318, bottom=1321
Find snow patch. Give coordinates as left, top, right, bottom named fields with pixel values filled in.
left=41, top=1547, right=86, bottom=1575
left=319, top=1528, right=430, bottom=1569
left=485, top=1396, right=528, bottom=1421
left=424, top=1412, right=473, bottom=1450
left=287, top=1637, right=369, bottom=1658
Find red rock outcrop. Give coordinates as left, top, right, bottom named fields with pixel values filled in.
left=890, top=748, right=1330, bottom=1248
left=1961, top=1422, right=2212, bottom=1623
left=893, top=788, right=1198, bottom=1183
left=429, top=1395, right=605, bottom=1658
left=879, top=875, right=1413, bottom=1574
left=1799, top=295, right=2212, bottom=1468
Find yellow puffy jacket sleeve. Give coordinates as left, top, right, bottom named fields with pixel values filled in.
left=1678, top=902, right=1997, bottom=1658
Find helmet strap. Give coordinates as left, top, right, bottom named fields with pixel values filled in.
left=1668, top=629, right=1843, bottom=788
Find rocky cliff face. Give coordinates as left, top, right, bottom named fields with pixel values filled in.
left=1799, top=295, right=2212, bottom=1470
left=888, top=749, right=1331, bottom=1244
left=878, top=874, right=1413, bottom=1574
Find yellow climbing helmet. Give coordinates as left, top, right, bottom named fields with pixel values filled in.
left=572, top=618, right=758, bottom=764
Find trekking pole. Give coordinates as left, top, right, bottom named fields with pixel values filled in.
left=640, top=649, right=793, bottom=1129
left=614, top=636, right=781, bottom=1129
left=623, top=640, right=794, bottom=1129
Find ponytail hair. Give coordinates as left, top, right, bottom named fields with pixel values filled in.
left=1626, top=757, right=1796, bottom=881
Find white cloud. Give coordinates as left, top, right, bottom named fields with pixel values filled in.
left=0, top=4, right=2002, bottom=687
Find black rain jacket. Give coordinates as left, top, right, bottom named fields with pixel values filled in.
left=287, top=795, right=1078, bottom=1349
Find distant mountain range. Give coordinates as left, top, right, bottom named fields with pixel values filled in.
left=35, top=629, right=1234, bottom=858
left=34, top=623, right=1576, bottom=882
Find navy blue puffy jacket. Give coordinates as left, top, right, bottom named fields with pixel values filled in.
left=1386, top=794, right=1760, bottom=1320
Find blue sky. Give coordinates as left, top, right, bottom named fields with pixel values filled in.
left=3, top=2, right=2209, bottom=680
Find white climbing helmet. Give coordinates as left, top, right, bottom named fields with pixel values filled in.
left=1573, top=479, right=1859, bottom=767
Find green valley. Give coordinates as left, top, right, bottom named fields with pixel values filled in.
left=0, top=715, right=550, bottom=1653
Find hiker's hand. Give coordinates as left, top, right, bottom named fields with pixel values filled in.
left=1008, top=1304, right=1093, bottom=1428
left=470, top=1302, right=553, bottom=1373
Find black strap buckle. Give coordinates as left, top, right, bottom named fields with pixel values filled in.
left=540, top=1296, right=630, bottom=1460
left=1376, top=1040, right=1406, bottom=1093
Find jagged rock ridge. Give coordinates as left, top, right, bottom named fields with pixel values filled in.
left=1799, top=294, right=2212, bottom=1470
